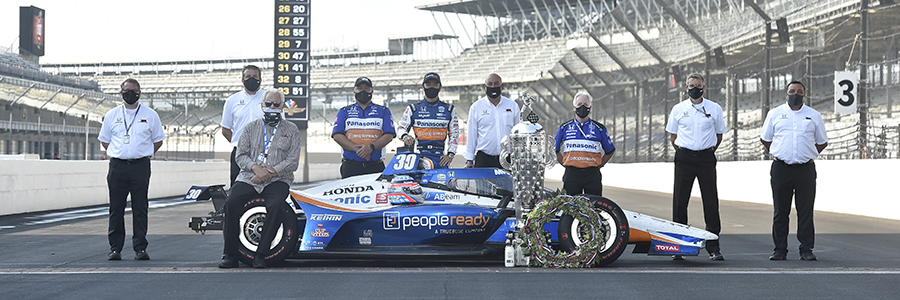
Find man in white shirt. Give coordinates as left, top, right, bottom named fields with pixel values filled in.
left=665, top=73, right=728, bottom=261
left=464, top=73, right=520, bottom=168
left=98, top=78, right=165, bottom=261
left=760, top=80, right=828, bottom=261
left=221, top=65, right=264, bottom=185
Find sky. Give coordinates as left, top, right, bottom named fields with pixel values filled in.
left=0, top=0, right=449, bottom=64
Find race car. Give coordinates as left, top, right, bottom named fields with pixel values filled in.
left=187, top=150, right=717, bottom=267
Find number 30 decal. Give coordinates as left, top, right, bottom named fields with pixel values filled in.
left=392, top=154, right=417, bottom=170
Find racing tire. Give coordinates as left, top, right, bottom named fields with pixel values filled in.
left=557, top=194, right=629, bottom=267
left=236, top=198, right=300, bottom=266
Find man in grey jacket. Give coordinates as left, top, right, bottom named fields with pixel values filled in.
left=219, top=89, right=301, bottom=269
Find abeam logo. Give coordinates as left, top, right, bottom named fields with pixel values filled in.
left=655, top=244, right=680, bottom=252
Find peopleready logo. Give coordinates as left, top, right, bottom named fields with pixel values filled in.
left=382, top=212, right=491, bottom=230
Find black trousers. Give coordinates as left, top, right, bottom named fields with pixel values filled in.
left=340, top=159, right=385, bottom=179
left=770, top=160, right=817, bottom=254
left=563, top=166, right=603, bottom=196
left=107, top=158, right=151, bottom=253
left=222, top=181, right=290, bottom=257
left=474, top=151, right=502, bottom=168
left=672, top=147, right=721, bottom=253
left=230, top=147, right=239, bottom=187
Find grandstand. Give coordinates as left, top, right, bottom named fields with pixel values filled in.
left=5, top=0, right=900, bottom=164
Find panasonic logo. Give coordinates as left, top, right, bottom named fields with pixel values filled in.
left=347, top=120, right=381, bottom=127
left=414, top=120, right=449, bottom=127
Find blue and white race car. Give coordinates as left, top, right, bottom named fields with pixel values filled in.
left=187, top=150, right=717, bottom=267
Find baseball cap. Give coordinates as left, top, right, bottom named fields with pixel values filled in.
left=355, top=77, right=373, bottom=87
left=423, top=72, right=441, bottom=85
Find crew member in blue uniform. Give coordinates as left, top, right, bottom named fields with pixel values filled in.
left=332, top=77, right=396, bottom=178
left=397, top=72, right=460, bottom=169
left=554, top=92, right=615, bottom=196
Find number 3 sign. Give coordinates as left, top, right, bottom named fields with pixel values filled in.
left=834, top=71, right=858, bottom=115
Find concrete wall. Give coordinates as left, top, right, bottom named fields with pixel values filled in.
left=547, top=159, right=900, bottom=221
left=0, top=159, right=343, bottom=216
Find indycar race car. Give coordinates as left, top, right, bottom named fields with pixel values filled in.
left=187, top=150, right=717, bottom=267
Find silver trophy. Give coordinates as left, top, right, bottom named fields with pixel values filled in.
left=500, top=92, right=556, bottom=220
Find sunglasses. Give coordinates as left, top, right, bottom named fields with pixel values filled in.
left=264, top=101, right=283, bottom=108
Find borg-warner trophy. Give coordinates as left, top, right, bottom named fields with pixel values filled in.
left=500, top=92, right=556, bottom=267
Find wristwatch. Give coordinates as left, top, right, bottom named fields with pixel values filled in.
left=369, top=144, right=376, bottom=151
left=447, top=152, right=455, bottom=158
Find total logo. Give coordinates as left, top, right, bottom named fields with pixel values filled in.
left=655, top=244, right=680, bottom=252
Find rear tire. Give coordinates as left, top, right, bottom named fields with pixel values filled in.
left=236, top=198, right=300, bottom=266
left=558, top=194, right=629, bottom=267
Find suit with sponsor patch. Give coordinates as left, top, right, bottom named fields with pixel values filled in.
left=554, top=119, right=615, bottom=196
left=397, top=99, right=459, bottom=169
left=333, top=103, right=396, bottom=177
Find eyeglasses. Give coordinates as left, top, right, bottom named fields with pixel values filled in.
left=687, top=84, right=704, bottom=89
left=264, top=101, right=283, bottom=108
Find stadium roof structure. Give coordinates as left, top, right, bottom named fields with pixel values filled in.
left=416, top=0, right=596, bottom=17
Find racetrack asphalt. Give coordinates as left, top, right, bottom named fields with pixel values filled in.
left=1, top=180, right=898, bottom=300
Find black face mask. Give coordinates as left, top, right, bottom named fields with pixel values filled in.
left=424, top=87, right=440, bottom=99
left=243, top=77, right=261, bottom=91
left=788, top=94, right=804, bottom=107
left=355, top=90, right=372, bottom=104
left=575, top=106, right=591, bottom=119
left=485, top=86, right=502, bottom=99
left=263, top=108, right=282, bottom=126
left=688, top=87, right=704, bottom=100
left=122, top=90, right=140, bottom=105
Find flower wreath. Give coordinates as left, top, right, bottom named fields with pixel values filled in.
left=522, top=192, right=606, bottom=268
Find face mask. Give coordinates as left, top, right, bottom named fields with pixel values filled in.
left=424, top=87, right=440, bottom=99
left=262, top=108, right=282, bottom=126
left=575, top=106, right=591, bottom=119
left=486, top=86, right=502, bottom=99
left=688, top=87, right=704, bottom=100
left=788, top=94, right=804, bottom=107
left=243, top=77, right=261, bottom=91
left=355, top=90, right=372, bottom=104
left=122, top=90, right=140, bottom=105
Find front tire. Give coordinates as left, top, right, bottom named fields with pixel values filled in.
left=236, top=198, right=300, bottom=266
left=558, top=194, right=629, bottom=267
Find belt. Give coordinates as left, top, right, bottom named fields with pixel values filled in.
left=112, top=156, right=151, bottom=164
left=679, top=147, right=715, bottom=153
left=417, top=144, right=444, bottom=150
left=475, top=151, right=499, bottom=158
left=774, top=158, right=811, bottom=166
left=342, top=159, right=383, bottom=167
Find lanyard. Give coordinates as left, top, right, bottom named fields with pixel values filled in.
left=693, top=104, right=709, bottom=118
left=261, top=124, right=279, bottom=161
left=122, top=104, right=141, bottom=135
left=574, top=119, right=590, bottom=138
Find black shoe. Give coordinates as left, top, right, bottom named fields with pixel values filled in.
left=134, top=250, right=150, bottom=260
left=672, top=255, right=685, bottom=261
left=709, top=251, right=724, bottom=261
left=769, top=252, right=787, bottom=260
left=218, top=255, right=239, bottom=268
left=252, top=256, right=267, bottom=268
left=800, top=252, right=817, bottom=261
left=107, top=251, right=121, bottom=260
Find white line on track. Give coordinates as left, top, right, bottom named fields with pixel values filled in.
left=3, top=268, right=900, bottom=275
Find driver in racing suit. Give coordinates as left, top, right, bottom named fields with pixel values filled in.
left=397, top=72, right=459, bottom=169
